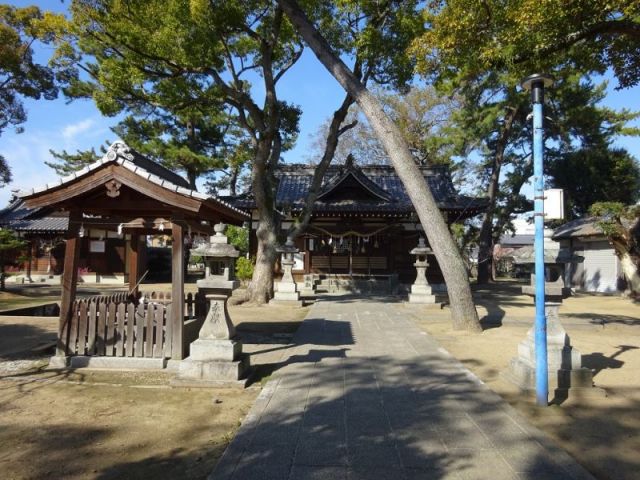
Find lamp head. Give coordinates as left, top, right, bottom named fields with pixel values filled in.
left=521, top=73, right=554, bottom=103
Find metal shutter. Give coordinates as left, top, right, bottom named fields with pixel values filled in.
left=582, top=241, right=619, bottom=293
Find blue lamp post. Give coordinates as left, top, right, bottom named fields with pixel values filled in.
left=521, top=73, right=554, bottom=407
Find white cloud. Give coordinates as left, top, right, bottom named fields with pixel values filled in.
left=0, top=134, right=61, bottom=206
left=62, top=118, right=97, bottom=140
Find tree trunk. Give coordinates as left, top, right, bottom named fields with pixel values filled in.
left=249, top=216, right=279, bottom=303
left=476, top=106, right=519, bottom=284
left=279, top=0, right=481, bottom=331
left=612, top=241, right=640, bottom=295
left=245, top=136, right=280, bottom=304
left=289, top=92, right=355, bottom=238
left=229, top=165, right=239, bottom=197
left=187, top=169, right=198, bottom=191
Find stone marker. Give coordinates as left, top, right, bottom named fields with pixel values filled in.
left=176, top=223, right=249, bottom=386
left=300, top=273, right=318, bottom=297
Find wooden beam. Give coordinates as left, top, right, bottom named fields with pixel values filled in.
left=57, top=210, right=81, bottom=357
left=171, top=220, right=184, bottom=360
left=128, top=234, right=140, bottom=295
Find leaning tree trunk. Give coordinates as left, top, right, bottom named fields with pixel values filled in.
left=279, top=0, right=481, bottom=331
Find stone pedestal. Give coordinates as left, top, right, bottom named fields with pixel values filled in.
left=408, top=283, right=436, bottom=304
left=177, top=292, right=249, bottom=385
left=504, top=285, right=604, bottom=401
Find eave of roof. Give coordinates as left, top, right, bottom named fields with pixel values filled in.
left=552, top=217, right=602, bottom=240
left=17, top=141, right=248, bottom=220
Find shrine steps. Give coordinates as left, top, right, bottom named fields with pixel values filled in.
left=313, top=274, right=401, bottom=295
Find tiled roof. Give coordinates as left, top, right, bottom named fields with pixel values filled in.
left=0, top=199, right=68, bottom=233
left=499, top=234, right=535, bottom=246
left=552, top=218, right=602, bottom=239
left=18, top=141, right=247, bottom=219
left=232, top=163, right=487, bottom=217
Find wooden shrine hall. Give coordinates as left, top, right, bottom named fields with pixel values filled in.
left=19, top=141, right=248, bottom=363
left=234, top=158, right=487, bottom=285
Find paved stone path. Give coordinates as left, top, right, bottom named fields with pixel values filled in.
left=211, top=297, right=594, bottom=480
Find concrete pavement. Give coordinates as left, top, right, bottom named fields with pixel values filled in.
left=211, top=296, right=594, bottom=480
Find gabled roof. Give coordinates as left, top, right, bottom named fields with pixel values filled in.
left=317, top=164, right=392, bottom=202
left=232, top=163, right=487, bottom=219
left=0, top=198, right=68, bottom=233
left=18, top=141, right=248, bottom=221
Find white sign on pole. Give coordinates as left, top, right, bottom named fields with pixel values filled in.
left=544, top=189, right=564, bottom=220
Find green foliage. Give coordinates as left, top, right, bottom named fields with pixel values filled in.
left=0, top=228, right=26, bottom=290
left=235, top=256, right=254, bottom=282
left=550, top=148, right=640, bottom=218
left=0, top=228, right=25, bottom=253
left=46, top=145, right=106, bottom=176
left=590, top=201, right=640, bottom=237
left=226, top=225, right=249, bottom=256
left=0, top=5, right=68, bottom=186
left=0, top=5, right=64, bottom=134
left=412, top=1, right=640, bottom=88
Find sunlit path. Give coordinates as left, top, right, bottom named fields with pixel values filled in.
left=211, top=297, right=593, bottom=480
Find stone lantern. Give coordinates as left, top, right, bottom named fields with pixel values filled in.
left=177, top=223, right=248, bottom=384
left=504, top=234, right=602, bottom=401
left=408, top=237, right=436, bottom=304
left=271, top=236, right=302, bottom=306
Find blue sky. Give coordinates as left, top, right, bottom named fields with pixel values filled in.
left=1, top=1, right=639, bottom=208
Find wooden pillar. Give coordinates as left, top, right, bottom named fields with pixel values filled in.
left=304, top=237, right=311, bottom=274
left=128, top=233, right=140, bottom=294
left=57, top=210, right=81, bottom=357
left=171, top=220, right=184, bottom=359
left=26, top=238, right=36, bottom=282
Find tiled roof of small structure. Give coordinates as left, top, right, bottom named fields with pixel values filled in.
left=552, top=217, right=603, bottom=239
left=232, top=163, right=488, bottom=216
left=499, top=234, right=535, bottom=246
left=0, top=198, right=68, bottom=233
left=17, top=141, right=247, bottom=218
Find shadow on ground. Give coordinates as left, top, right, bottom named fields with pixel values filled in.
left=217, top=347, right=609, bottom=479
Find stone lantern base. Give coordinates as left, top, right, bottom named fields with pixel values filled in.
left=270, top=280, right=303, bottom=306
left=176, top=341, right=249, bottom=386
left=408, top=284, right=436, bottom=304
left=174, top=291, right=249, bottom=387
left=503, top=293, right=605, bottom=402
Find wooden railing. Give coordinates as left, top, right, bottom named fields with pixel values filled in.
left=64, top=292, right=207, bottom=358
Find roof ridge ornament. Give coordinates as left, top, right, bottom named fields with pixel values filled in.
left=105, top=141, right=135, bottom=162
left=344, top=153, right=355, bottom=170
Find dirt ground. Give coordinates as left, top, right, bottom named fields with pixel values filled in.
left=0, top=292, right=309, bottom=480
left=2, top=281, right=639, bottom=479
left=406, top=281, right=640, bottom=480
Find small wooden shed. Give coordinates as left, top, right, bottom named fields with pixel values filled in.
left=19, top=141, right=248, bottom=362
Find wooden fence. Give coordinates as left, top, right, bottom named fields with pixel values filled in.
left=63, top=292, right=207, bottom=358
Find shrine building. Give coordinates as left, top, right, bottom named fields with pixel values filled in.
left=233, top=159, right=487, bottom=286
